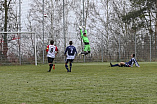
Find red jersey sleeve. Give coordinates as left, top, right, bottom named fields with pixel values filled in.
left=55, top=46, right=58, bottom=52
left=46, top=45, right=49, bottom=52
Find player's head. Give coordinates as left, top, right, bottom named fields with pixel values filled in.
left=69, top=41, right=73, bottom=45
left=50, top=40, right=54, bottom=45
left=131, top=54, right=135, bottom=57
left=83, top=33, right=87, bottom=37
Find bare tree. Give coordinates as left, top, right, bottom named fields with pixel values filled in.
left=1, top=0, right=17, bottom=62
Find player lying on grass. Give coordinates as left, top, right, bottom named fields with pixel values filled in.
left=46, top=40, right=58, bottom=72
left=64, top=41, right=77, bottom=72
left=110, top=54, right=140, bottom=67
left=79, top=26, right=91, bottom=55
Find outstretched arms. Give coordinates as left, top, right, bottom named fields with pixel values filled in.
left=82, top=26, right=87, bottom=34
left=79, top=26, right=87, bottom=37
left=79, top=26, right=83, bottom=38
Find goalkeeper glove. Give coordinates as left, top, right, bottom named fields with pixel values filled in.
left=79, top=26, right=82, bottom=30
left=82, top=26, right=86, bottom=29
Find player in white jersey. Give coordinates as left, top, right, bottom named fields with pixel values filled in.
left=110, top=54, right=140, bottom=67
left=46, top=40, right=58, bottom=72
left=64, top=41, right=77, bottom=72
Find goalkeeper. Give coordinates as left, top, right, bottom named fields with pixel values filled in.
left=79, top=26, right=91, bottom=55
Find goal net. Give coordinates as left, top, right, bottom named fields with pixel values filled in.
left=0, top=32, right=37, bottom=65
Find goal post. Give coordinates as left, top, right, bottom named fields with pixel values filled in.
left=0, top=32, right=37, bottom=65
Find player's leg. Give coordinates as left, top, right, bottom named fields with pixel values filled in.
left=69, top=62, right=72, bottom=72
left=87, top=45, right=91, bottom=54
left=84, top=45, right=90, bottom=55
left=48, top=57, right=54, bottom=72
left=81, top=51, right=87, bottom=55
left=81, top=45, right=88, bottom=55
left=110, top=62, right=120, bottom=67
left=119, top=62, right=125, bottom=67
left=110, top=63, right=119, bottom=67
left=69, top=59, right=74, bottom=72
left=110, top=62, right=125, bottom=67
left=65, top=59, right=70, bottom=72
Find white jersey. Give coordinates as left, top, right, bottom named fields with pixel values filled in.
left=46, top=45, right=57, bottom=58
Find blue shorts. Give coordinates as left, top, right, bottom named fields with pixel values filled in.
left=65, top=59, right=74, bottom=64
left=125, top=62, right=131, bottom=67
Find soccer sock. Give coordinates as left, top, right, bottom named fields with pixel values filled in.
left=49, top=64, right=53, bottom=71
left=65, top=65, right=69, bottom=72
left=85, top=52, right=88, bottom=55
left=81, top=51, right=86, bottom=54
left=70, top=63, right=72, bottom=72
left=112, top=64, right=119, bottom=67
left=81, top=52, right=84, bottom=54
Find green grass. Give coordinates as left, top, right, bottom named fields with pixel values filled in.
left=0, top=62, right=157, bottom=104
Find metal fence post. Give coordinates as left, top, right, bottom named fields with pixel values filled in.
left=119, top=33, right=121, bottom=62
left=35, top=33, right=37, bottom=66
left=135, top=32, right=136, bottom=59
left=19, top=0, right=21, bottom=65
left=101, top=32, right=104, bottom=62
left=42, top=0, right=45, bottom=64
left=150, top=34, right=151, bottom=62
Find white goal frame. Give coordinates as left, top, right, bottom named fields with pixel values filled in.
left=0, top=32, right=37, bottom=65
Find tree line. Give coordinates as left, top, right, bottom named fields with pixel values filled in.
left=0, top=0, right=156, bottom=63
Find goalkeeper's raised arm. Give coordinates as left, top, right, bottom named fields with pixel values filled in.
left=79, top=26, right=91, bottom=55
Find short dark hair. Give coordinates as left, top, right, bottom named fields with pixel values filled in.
left=133, top=54, right=135, bottom=57
left=69, top=41, right=73, bottom=45
left=50, top=40, right=54, bottom=45
left=83, top=33, right=86, bottom=35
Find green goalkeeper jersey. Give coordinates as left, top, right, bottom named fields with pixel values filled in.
left=80, top=29, right=89, bottom=43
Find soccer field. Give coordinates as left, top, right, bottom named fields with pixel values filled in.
left=0, top=62, right=157, bottom=104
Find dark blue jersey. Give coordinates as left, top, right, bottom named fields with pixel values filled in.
left=64, top=45, right=77, bottom=59
left=126, top=57, right=140, bottom=67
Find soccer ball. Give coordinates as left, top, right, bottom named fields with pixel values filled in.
left=44, top=14, right=48, bottom=17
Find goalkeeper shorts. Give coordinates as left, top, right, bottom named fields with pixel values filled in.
left=84, top=44, right=91, bottom=52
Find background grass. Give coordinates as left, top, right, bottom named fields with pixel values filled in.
left=0, top=62, right=157, bottom=104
